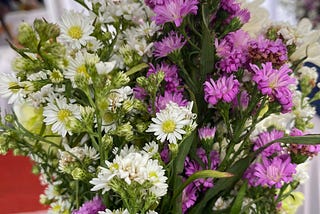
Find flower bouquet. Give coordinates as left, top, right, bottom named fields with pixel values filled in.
left=1, top=0, right=320, bottom=213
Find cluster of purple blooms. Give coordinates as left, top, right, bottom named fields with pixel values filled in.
left=205, top=28, right=296, bottom=113
left=72, top=196, right=106, bottom=214
left=182, top=147, right=220, bottom=213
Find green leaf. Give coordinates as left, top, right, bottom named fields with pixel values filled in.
left=173, top=170, right=233, bottom=201
left=230, top=181, right=248, bottom=214
left=275, top=135, right=320, bottom=145
left=125, top=63, right=148, bottom=76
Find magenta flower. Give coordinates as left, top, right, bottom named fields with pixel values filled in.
left=133, top=86, right=147, bottom=100
left=147, top=62, right=182, bottom=93
left=152, top=0, right=199, bottom=27
left=72, top=196, right=106, bottom=214
left=232, top=90, right=249, bottom=110
left=155, top=91, right=188, bottom=111
left=204, top=75, right=240, bottom=105
left=245, top=155, right=296, bottom=188
left=153, top=31, right=187, bottom=58
left=250, top=62, right=296, bottom=112
left=290, top=128, right=320, bottom=157
left=198, top=126, right=217, bottom=141
left=182, top=183, right=198, bottom=213
left=253, top=129, right=284, bottom=157
left=215, top=30, right=250, bottom=73
left=144, top=0, right=164, bottom=9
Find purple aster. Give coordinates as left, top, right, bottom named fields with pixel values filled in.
left=220, top=0, right=241, bottom=14
left=144, top=0, right=164, bottom=9
left=290, top=128, right=320, bottom=157
left=198, top=126, right=217, bottom=141
left=147, top=62, right=182, bottom=93
left=215, top=30, right=250, bottom=73
left=182, top=182, right=198, bottom=213
left=155, top=91, right=188, bottom=112
left=184, top=148, right=220, bottom=190
left=250, top=62, right=296, bottom=112
left=133, top=86, right=147, bottom=100
left=232, top=90, right=249, bottom=110
left=153, top=31, right=187, bottom=58
left=160, top=142, right=170, bottom=163
left=152, top=0, right=199, bottom=27
left=204, top=75, right=240, bottom=105
left=253, top=130, right=284, bottom=157
left=245, top=155, right=296, bottom=188
left=72, top=196, right=106, bottom=214
left=248, top=37, right=288, bottom=67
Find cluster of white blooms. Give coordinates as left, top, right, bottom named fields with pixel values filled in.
left=58, top=143, right=99, bottom=172
left=98, top=208, right=158, bottom=214
left=90, top=144, right=168, bottom=198
left=146, top=102, right=197, bottom=144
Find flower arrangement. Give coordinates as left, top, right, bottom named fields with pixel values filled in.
left=1, top=0, right=320, bottom=213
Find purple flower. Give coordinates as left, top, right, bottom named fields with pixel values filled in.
left=72, top=196, right=106, bottom=214
left=215, top=30, right=250, bottom=73
left=249, top=37, right=288, bottom=67
left=161, top=143, right=170, bottom=163
left=153, top=31, right=186, bottom=58
left=244, top=155, right=296, bottom=188
left=144, top=0, right=164, bottom=9
left=184, top=148, right=220, bottom=190
left=147, top=62, right=182, bottom=93
left=198, top=126, right=217, bottom=141
left=204, top=75, right=240, bottom=105
left=250, top=62, right=296, bottom=112
left=232, top=90, right=249, bottom=110
left=133, top=86, right=147, bottom=100
left=155, top=91, right=188, bottom=111
left=290, top=128, right=320, bottom=157
left=221, top=0, right=241, bottom=14
left=253, top=130, right=284, bottom=157
left=182, top=183, right=198, bottom=213
left=152, top=0, right=199, bottom=27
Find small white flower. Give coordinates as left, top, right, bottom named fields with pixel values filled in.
left=43, top=96, right=81, bottom=137
left=146, top=102, right=194, bottom=144
left=95, top=61, right=116, bottom=75
left=59, top=10, right=95, bottom=49
left=0, top=72, right=24, bottom=104
left=293, top=160, right=310, bottom=184
left=143, top=141, right=159, bottom=157
left=98, top=208, right=130, bottom=214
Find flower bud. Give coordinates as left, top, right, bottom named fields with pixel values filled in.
left=17, top=22, right=38, bottom=50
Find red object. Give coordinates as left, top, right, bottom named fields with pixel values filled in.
left=0, top=151, right=47, bottom=213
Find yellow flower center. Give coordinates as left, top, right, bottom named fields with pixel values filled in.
left=8, top=82, right=19, bottom=93
left=76, top=64, right=90, bottom=78
left=57, top=109, right=72, bottom=123
left=162, top=120, right=176, bottom=133
left=50, top=69, right=63, bottom=83
left=68, top=26, right=83, bottom=39
left=149, top=171, right=158, bottom=178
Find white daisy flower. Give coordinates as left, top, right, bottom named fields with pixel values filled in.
left=59, top=10, right=95, bottom=49
left=146, top=102, right=193, bottom=144
left=98, top=208, right=130, bottom=214
left=146, top=159, right=168, bottom=197
left=65, top=51, right=97, bottom=86
left=107, top=86, right=133, bottom=111
left=43, top=96, right=81, bottom=137
left=95, top=60, right=116, bottom=75
left=0, top=72, right=24, bottom=104
left=143, top=141, right=159, bottom=157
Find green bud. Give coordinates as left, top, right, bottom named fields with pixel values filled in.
left=102, top=134, right=113, bottom=155
left=111, top=72, right=130, bottom=88
left=33, top=19, right=60, bottom=41
left=71, top=167, right=88, bottom=180
left=136, top=121, right=149, bottom=133
left=122, top=99, right=134, bottom=113
left=17, top=22, right=38, bottom=50
left=169, top=143, right=179, bottom=159
left=5, top=114, right=14, bottom=123
left=266, top=27, right=279, bottom=41
left=115, top=122, right=134, bottom=141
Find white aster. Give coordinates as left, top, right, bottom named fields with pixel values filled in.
left=0, top=72, right=24, bottom=104
left=293, top=160, right=311, bottom=184
left=107, top=86, right=133, bottom=111
left=98, top=208, right=130, bottom=214
left=95, top=60, right=116, bottom=75
left=43, top=96, right=81, bottom=137
left=65, top=51, right=97, bottom=86
left=59, top=10, right=95, bottom=49
left=143, top=141, right=159, bottom=157
left=146, top=102, right=194, bottom=144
